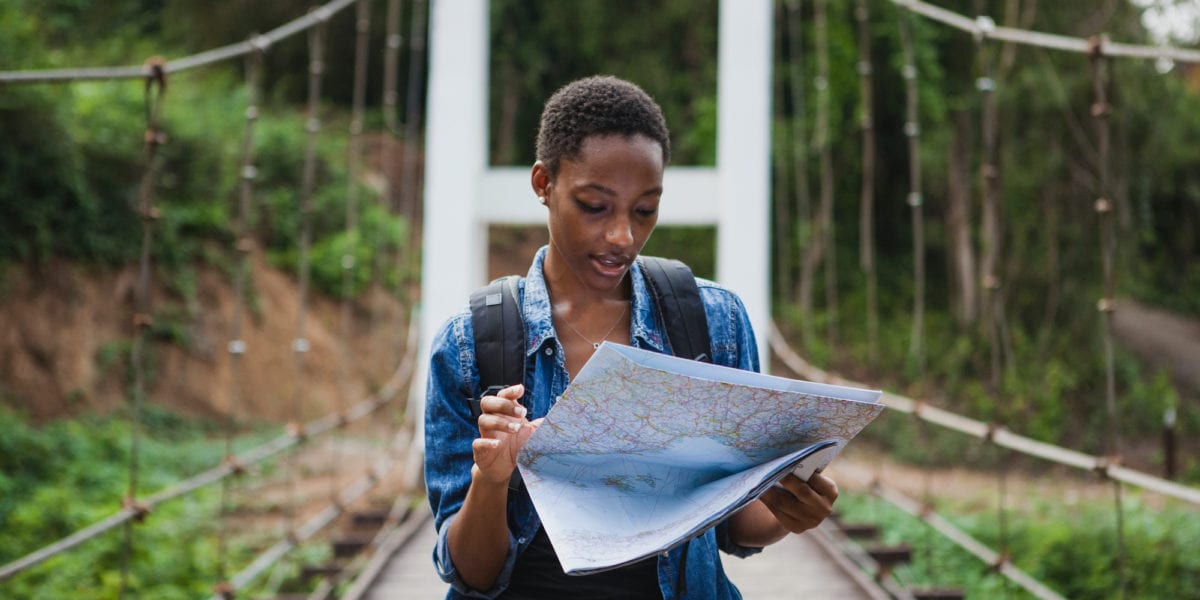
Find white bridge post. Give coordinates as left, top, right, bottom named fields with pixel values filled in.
left=417, top=0, right=774, bottom=442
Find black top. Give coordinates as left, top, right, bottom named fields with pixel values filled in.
left=499, top=526, right=663, bottom=599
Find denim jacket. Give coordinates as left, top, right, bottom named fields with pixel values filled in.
left=424, top=247, right=762, bottom=599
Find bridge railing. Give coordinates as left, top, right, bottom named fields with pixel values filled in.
left=0, top=0, right=426, bottom=595
left=0, top=315, right=418, bottom=584
left=771, top=323, right=1200, bottom=599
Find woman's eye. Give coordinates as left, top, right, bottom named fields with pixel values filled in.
left=575, top=199, right=604, bottom=214
left=637, top=207, right=658, bottom=217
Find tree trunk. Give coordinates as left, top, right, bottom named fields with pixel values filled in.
left=494, top=24, right=521, bottom=165
left=898, top=8, right=925, bottom=370
left=787, top=0, right=815, bottom=348
left=947, top=111, right=977, bottom=326
left=773, top=6, right=793, bottom=306
left=815, top=0, right=838, bottom=347
left=856, top=0, right=878, bottom=363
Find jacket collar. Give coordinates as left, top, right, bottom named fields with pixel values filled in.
left=521, top=246, right=666, bottom=357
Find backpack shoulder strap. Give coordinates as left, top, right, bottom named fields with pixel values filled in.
left=468, top=275, right=526, bottom=420
left=638, top=256, right=712, bottom=362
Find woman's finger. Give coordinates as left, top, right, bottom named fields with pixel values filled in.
left=477, top=413, right=527, bottom=436
left=479, top=395, right=527, bottom=418
left=806, top=472, right=839, bottom=502
left=479, top=384, right=526, bottom=417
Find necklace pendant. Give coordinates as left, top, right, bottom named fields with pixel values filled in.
left=592, top=342, right=600, bottom=350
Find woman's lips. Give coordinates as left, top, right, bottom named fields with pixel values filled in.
left=591, top=254, right=630, bottom=278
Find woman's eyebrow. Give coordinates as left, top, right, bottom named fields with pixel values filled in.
left=578, top=183, right=618, bottom=196
left=575, top=183, right=663, bottom=197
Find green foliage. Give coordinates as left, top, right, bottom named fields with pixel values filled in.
left=253, top=114, right=412, bottom=296
left=0, top=81, right=142, bottom=265
left=771, top=0, right=1200, bottom=467
left=642, top=226, right=717, bottom=281
left=0, top=405, right=280, bottom=598
left=488, top=0, right=719, bottom=166
left=837, top=490, right=1200, bottom=599
left=305, top=197, right=412, bottom=298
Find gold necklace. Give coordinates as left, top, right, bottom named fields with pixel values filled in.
left=557, top=305, right=628, bottom=350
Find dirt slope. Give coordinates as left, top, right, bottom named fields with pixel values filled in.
left=0, top=253, right=407, bottom=423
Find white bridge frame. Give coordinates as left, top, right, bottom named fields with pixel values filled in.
left=415, top=0, right=773, bottom=430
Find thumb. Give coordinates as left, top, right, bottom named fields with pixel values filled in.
left=516, top=418, right=544, bottom=446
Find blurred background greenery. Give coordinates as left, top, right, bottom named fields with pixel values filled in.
left=1, top=0, right=1198, bottom=597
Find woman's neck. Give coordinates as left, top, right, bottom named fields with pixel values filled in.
left=542, top=246, right=632, bottom=309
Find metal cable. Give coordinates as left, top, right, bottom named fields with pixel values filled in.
left=311, top=306, right=423, bottom=598
left=891, top=0, right=1200, bottom=64
left=116, top=58, right=168, bottom=600
left=213, top=45, right=264, bottom=599
left=390, top=0, right=431, bottom=507
left=1089, top=37, right=1129, bottom=600
left=0, top=361, right=414, bottom=582
left=977, top=24, right=1004, bottom=392
left=995, top=440, right=1012, bottom=599
left=332, top=0, right=372, bottom=511
left=5, top=0, right=1193, bottom=87
left=975, top=18, right=1014, bottom=597
left=769, top=323, right=1200, bottom=505
left=205, top=323, right=420, bottom=600
left=854, top=469, right=1067, bottom=600
left=0, top=6, right=419, bottom=580
left=0, top=0, right=359, bottom=84
left=897, top=3, right=926, bottom=371
left=283, top=15, right=327, bottom=545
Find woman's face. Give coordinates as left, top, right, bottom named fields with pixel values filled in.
left=535, top=133, right=664, bottom=295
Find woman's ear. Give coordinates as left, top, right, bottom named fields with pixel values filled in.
left=531, top=161, right=553, bottom=201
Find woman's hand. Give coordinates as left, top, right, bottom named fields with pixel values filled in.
left=471, top=384, right=541, bottom=485
left=449, top=384, right=541, bottom=591
left=758, top=471, right=839, bottom=534
left=729, top=471, right=839, bottom=548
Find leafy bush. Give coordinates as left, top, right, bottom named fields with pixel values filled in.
left=0, top=405, right=280, bottom=598
left=836, top=490, right=1200, bottom=599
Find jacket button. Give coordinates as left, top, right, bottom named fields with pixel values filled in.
left=544, top=347, right=554, bottom=356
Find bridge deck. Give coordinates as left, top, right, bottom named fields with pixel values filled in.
left=365, top=513, right=884, bottom=599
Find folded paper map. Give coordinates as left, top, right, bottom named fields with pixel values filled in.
left=516, top=342, right=884, bottom=575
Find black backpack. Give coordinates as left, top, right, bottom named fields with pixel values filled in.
left=467, top=255, right=712, bottom=422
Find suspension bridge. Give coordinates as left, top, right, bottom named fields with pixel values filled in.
left=2, top=0, right=1198, bottom=598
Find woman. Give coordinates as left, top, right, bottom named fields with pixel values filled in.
left=425, top=75, right=838, bottom=599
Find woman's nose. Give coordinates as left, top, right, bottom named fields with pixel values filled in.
left=605, top=216, right=633, bottom=246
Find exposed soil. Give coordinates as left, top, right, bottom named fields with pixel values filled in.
left=0, top=251, right=407, bottom=423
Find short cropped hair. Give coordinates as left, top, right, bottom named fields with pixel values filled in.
left=535, top=75, right=671, bottom=177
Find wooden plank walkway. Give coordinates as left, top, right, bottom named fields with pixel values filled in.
left=365, top=512, right=885, bottom=599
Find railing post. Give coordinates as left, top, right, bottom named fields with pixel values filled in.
left=1088, top=34, right=1128, bottom=599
